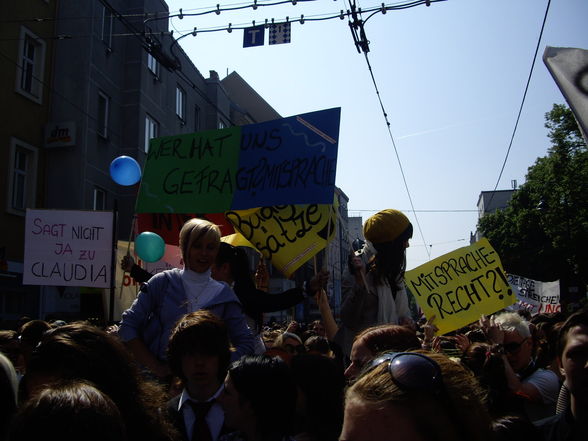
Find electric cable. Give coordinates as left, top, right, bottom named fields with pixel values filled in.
left=166, top=0, right=446, bottom=37
left=353, top=35, right=432, bottom=260
left=486, top=0, right=551, bottom=210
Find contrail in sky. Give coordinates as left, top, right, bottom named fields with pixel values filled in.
left=396, top=112, right=515, bottom=140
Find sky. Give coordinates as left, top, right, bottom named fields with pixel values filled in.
left=163, top=0, right=588, bottom=270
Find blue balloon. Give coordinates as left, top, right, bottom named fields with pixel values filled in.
left=110, top=156, right=141, bottom=186
left=135, top=232, right=165, bottom=263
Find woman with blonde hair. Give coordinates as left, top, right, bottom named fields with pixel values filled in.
left=340, top=350, right=494, bottom=441
left=119, top=218, right=255, bottom=379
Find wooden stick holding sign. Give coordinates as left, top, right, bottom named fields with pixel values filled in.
left=119, top=215, right=137, bottom=300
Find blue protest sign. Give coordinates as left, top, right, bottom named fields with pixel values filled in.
left=232, top=107, right=341, bottom=209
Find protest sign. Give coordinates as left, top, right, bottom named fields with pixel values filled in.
left=137, top=212, right=235, bottom=246
left=404, top=238, right=515, bottom=335
left=136, top=108, right=341, bottom=213
left=23, top=209, right=113, bottom=288
left=226, top=201, right=337, bottom=278
left=507, top=274, right=560, bottom=315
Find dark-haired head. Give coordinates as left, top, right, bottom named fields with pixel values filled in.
left=214, top=242, right=255, bottom=289
left=167, top=310, right=231, bottom=382
left=23, top=322, right=176, bottom=441
left=10, top=380, right=127, bottom=441
left=369, top=223, right=413, bottom=287
left=557, top=309, right=588, bottom=357
left=291, top=354, right=344, bottom=441
left=224, top=355, right=297, bottom=439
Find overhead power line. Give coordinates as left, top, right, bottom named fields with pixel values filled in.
left=345, top=0, right=447, bottom=260
left=145, top=0, right=318, bottom=25
left=164, top=0, right=446, bottom=37
left=486, top=0, right=551, bottom=208
left=0, top=0, right=317, bottom=25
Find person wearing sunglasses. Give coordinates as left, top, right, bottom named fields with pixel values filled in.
left=340, top=350, right=494, bottom=441
left=265, top=332, right=306, bottom=363
left=482, top=312, right=560, bottom=421
left=534, top=309, right=588, bottom=441
left=343, top=323, right=421, bottom=381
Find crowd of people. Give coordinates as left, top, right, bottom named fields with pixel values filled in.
left=0, top=212, right=586, bottom=441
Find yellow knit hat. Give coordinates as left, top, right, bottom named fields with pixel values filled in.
left=363, top=209, right=410, bottom=244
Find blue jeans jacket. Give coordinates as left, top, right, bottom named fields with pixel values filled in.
left=119, top=268, right=255, bottom=361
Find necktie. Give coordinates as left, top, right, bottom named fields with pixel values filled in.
left=189, top=400, right=214, bottom=441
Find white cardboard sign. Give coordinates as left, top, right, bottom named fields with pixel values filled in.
left=23, top=209, right=114, bottom=288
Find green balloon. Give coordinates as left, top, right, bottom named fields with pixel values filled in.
left=135, top=232, right=165, bottom=263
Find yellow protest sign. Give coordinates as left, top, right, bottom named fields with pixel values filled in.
left=225, top=202, right=337, bottom=278
left=404, top=238, right=516, bottom=335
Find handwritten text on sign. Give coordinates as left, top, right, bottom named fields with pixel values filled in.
left=23, top=209, right=113, bottom=288
left=404, top=238, right=515, bottom=335
left=226, top=201, right=337, bottom=278
left=136, top=108, right=341, bottom=213
left=507, top=274, right=560, bottom=315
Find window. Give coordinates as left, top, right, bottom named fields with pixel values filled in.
left=97, top=91, right=109, bottom=138
left=15, top=27, right=46, bottom=103
left=144, top=114, right=159, bottom=153
left=147, top=53, right=159, bottom=78
left=7, top=138, right=38, bottom=215
left=176, top=86, right=186, bottom=121
left=93, top=188, right=106, bottom=210
left=194, top=105, right=201, bottom=131
left=218, top=120, right=226, bottom=129
left=101, top=7, right=113, bottom=48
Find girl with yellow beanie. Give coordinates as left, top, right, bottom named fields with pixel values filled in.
left=335, top=209, right=414, bottom=357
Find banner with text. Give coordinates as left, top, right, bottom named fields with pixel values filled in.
left=404, top=238, right=515, bottom=335
left=136, top=108, right=341, bottom=213
left=137, top=213, right=235, bottom=246
left=507, top=274, right=561, bottom=315
left=23, top=209, right=114, bottom=288
left=226, top=201, right=337, bottom=278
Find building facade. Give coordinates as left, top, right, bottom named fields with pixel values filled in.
left=1, top=1, right=57, bottom=323
left=1, top=0, right=350, bottom=327
left=471, top=189, right=516, bottom=243
left=0, top=0, right=282, bottom=325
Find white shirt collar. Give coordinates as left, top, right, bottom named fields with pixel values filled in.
left=177, top=384, right=224, bottom=411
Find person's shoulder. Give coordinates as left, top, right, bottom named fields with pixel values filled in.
left=215, top=281, right=240, bottom=301
left=166, top=393, right=181, bottom=411
left=219, top=432, right=245, bottom=441
left=534, top=411, right=562, bottom=426
left=140, top=269, right=183, bottom=296
left=530, top=367, right=560, bottom=382
left=533, top=410, right=569, bottom=440
left=154, top=268, right=185, bottom=283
